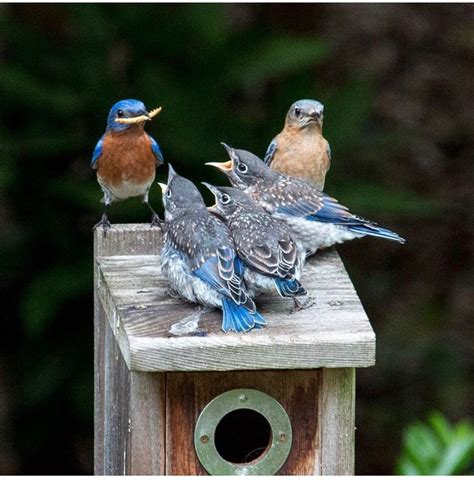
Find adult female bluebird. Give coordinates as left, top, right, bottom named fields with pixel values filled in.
left=158, top=165, right=266, bottom=333
left=264, top=99, right=331, bottom=190
left=91, top=99, right=163, bottom=233
left=203, top=184, right=310, bottom=312
left=207, top=144, right=405, bottom=256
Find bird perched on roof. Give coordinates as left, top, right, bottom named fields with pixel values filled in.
left=91, top=99, right=164, bottom=233
left=158, top=165, right=266, bottom=333
left=203, top=184, right=310, bottom=312
left=207, top=144, right=405, bottom=256
left=264, top=99, right=331, bottom=190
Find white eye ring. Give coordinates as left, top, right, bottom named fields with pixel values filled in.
left=166, top=189, right=172, bottom=198
left=294, top=107, right=302, bottom=116
left=237, top=163, right=248, bottom=173
left=221, top=194, right=231, bottom=204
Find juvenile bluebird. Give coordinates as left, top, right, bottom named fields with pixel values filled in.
left=158, top=165, right=266, bottom=333
left=91, top=99, right=163, bottom=232
left=264, top=99, right=331, bottom=190
left=203, top=184, right=310, bottom=312
left=207, top=144, right=405, bottom=256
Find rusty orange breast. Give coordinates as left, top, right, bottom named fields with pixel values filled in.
left=96, top=128, right=156, bottom=187
left=270, top=126, right=330, bottom=190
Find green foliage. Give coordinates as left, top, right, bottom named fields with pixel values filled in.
left=396, top=412, right=474, bottom=475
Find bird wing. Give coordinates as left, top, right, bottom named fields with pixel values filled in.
left=91, top=135, right=104, bottom=169
left=264, top=137, right=278, bottom=165
left=147, top=134, right=164, bottom=165
left=167, top=213, right=253, bottom=309
left=193, top=250, right=253, bottom=309
left=235, top=216, right=298, bottom=280
left=271, top=179, right=325, bottom=218
left=325, top=141, right=331, bottom=165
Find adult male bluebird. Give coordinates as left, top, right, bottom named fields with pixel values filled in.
left=91, top=99, right=163, bottom=233
left=203, top=184, right=310, bottom=312
left=158, top=165, right=266, bottom=333
left=264, top=99, right=331, bottom=190
left=207, top=144, right=405, bottom=256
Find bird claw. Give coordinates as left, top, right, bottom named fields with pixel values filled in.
left=291, top=296, right=315, bottom=314
left=150, top=213, right=162, bottom=227
left=94, top=214, right=111, bottom=236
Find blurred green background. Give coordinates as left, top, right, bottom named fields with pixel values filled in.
left=0, top=3, right=472, bottom=475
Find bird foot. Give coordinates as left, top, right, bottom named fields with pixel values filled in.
left=150, top=213, right=162, bottom=227
left=94, top=214, right=111, bottom=236
left=291, top=296, right=315, bottom=314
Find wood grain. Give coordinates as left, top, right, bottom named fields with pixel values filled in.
left=94, top=224, right=165, bottom=475
left=96, top=226, right=375, bottom=371
left=166, top=370, right=321, bottom=475
left=319, top=368, right=356, bottom=475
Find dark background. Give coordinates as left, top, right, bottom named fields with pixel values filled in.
left=0, top=3, right=472, bottom=475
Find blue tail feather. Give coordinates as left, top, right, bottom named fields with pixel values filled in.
left=346, top=224, right=405, bottom=244
left=274, top=278, right=307, bottom=298
left=221, top=298, right=266, bottom=333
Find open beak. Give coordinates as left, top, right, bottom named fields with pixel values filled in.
left=115, top=106, right=162, bottom=124
left=201, top=182, right=220, bottom=213
left=158, top=182, right=167, bottom=194
left=205, top=160, right=233, bottom=172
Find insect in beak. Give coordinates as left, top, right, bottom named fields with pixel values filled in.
left=116, top=106, right=162, bottom=124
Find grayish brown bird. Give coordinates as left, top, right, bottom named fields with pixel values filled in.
left=264, top=99, right=331, bottom=190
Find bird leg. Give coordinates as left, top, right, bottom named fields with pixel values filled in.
left=291, top=295, right=315, bottom=314
left=94, top=206, right=111, bottom=236
left=144, top=201, right=162, bottom=227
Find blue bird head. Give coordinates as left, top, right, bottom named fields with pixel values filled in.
left=286, top=99, right=324, bottom=128
left=206, top=143, right=273, bottom=190
left=158, top=165, right=206, bottom=220
left=106, top=99, right=161, bottom=132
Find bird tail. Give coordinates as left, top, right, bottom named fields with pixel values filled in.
left=221, top=298, right=266, bottom=333
left=347, top=223, right=405, bottom=244
left=274, top=278, right=307, bottom=298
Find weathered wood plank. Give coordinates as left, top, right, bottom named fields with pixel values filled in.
left=94, top=224, right=165, bottom=475
left=97, top=238, right=375, bottom=371
left=166, top=370, right=321, bottom=475
left=127, top=372, right=166, bottom=475
left=318, top=368, right=356, bottom=475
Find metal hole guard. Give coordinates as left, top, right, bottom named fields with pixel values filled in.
left=194, top=389, right=293, bottom=475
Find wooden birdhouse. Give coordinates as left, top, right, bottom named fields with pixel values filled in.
left=94, top=224, right=375, bottom=475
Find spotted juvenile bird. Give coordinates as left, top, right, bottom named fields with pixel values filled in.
left=158, top=166, right=266, bottom=333
left=207, top=144, right=405, bottom=256
left=91, top=99, right=163, bottom=232
left=264, top=99, right=331, bottom=190
left=203, top=184, right=309, bottom=312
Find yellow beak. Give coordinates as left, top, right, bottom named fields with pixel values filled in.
left=115, top=106, right=162, bottom=124
left=158, top=182, right=167, bottom=193
left=205, top=160, right=234, bottom=172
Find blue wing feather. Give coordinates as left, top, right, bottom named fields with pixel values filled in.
left=309, top=195, right=405, bottom=243
left=264, top=138, right=277, bottom=165
left=276, top=192, right=405, bottom=243
left=147, top=134, right=164, bottom=165
left=91, top=135, right=104, bottom=169
left=193, top=257, right=227, bottom=295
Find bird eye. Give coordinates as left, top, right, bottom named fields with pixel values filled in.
left=166, top=189, right=172, bottom=198
left=294, top=107, right=301, bottom=117
left=237, top=163, right=248, bottom=173
left=117, top=109, right=124, bottom=118
left=221, top=194, right=231, bottom=204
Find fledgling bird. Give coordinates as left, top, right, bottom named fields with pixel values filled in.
left=203, top=184, right=310, bottom=312
left=207, top=144, right=405, bottom=256
left=91, top=99, right=164, bottom=232
left=158, top=165, right=266, bottom=333
left=264, top=99, right=331, bottom=190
